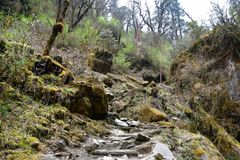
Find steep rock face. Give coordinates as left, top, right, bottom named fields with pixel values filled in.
left=170, top=25, right=240, bottom=157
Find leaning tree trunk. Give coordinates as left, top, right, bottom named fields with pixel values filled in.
left=43, top=0, right=70, bottom=56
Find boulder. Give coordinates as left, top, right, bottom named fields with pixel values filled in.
left=32, top=56, right=74, bottom=84
left=129, top=55, right=153, bottom=71
left=70, top=78, right=108, bottom=119
left=24, top=77, right=108, bottom=120
left=102, top=77, right=113, bottom=88
left=88, top=51, right=113, bottom=74
left=142, top=70, right=166, bottom=83
left=138, top=104, right=167, bottom=123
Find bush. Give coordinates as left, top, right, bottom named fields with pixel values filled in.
left=147, top=41, right=173, bottom=74
left=113, top=31, right=136, bottom=72
left=113, top=50, right=131, bottom=72
left=54, top=19, right=99, bottom=49
left=97, top=17, right=122, bottom=53
left=0, top=13, right=33, bottom=43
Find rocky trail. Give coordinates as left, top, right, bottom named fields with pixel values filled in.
left=41, top=117, right=176, bottom=160
left=0, top=25, right=240, bottom=160
left=38, top=69, right=226, bottom=160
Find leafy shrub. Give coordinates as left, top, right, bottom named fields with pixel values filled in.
left=0, top=101, right=11, bottom=117
left=0, top=12, right=33, bottom=44
left=119, top=31, right=137, bottom=56
left=147, top=41, right=173, bottom=74
left=55, top=19, right=99, bottom=49
left=97, top=17, right=122, bottom=53
left=113, top=31, right=136, bottom=72
left=113, top=49, right=131, bottom=72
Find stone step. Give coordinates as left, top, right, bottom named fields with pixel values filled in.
left=92, top=149, right=139, bottom=157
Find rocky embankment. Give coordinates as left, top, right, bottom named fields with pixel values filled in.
left=170, top=25, right=240, bottom=158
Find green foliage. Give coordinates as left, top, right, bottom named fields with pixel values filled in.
left=56, top=16, right=122, bottom=50
left=37, top=13, right=55, bottom=26
left=113, top=51, right=131, bottom=72
left=186, top=21, right=207, bottom=40
left=147, top=41, right=173, bottom=73
left=174, top=21, right=208, bottom=53
left=97, top=17, right=122, bottom=53
left=0, top=12, right=33, bottom=43
left=30, top=0, right=56, bottom=18
left=0, top=42, right=33, bottom=85
left=113, top=31, right=136, bottom=72
left=56, top=19, right=99, bottom=48
left=0, top=101, right=11, bottom=117
left=120, top=31, right=137, bottom=56
left=98, top=16, right=121, bottom=29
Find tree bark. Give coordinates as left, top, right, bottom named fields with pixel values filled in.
left=43, top=0, right=70, bottom=56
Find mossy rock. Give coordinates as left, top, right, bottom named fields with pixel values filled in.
left=24, top=76, right=108, bottom=119
left=32, top=56, right=74, bottom=84
left=142, top=69, right=166, bottom=83
left=5, top=151, right=38, bottom=160
left=70, top=78, right=108, bottom=119
left=138, top=104, right=167, bottom=122
left=129, top=54, right=154, bottom=71
left=87, top=51, right=113, bottom=74
left=0, top=82, right=20, bottom=100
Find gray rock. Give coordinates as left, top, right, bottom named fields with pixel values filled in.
left=114, top=119, right=129, bottom=127
left=136, top=134, right=151, bottom=142
left=128, top=120, right=140, bottom=127
left=92, top=139, right=106, bottom=146
left=152, top=142, right=176, bottom=160
left=120, top=117, right=128, bottom=121
left=103, top=156, right=114, bottom=160
left=92, top=149, right=138, bottom=156
left=116, top=155, right=129, bottom=160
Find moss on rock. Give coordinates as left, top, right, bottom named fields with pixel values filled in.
left=138, top=104, right=167, bottom=123
left=87, top=50, right=113, bottom=74
left=170, top=25, right=240, bottom=158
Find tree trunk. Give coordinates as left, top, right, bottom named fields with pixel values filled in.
left=68, top=0, right=75, bottom=32
left=43, top=0, right=70, bottom=56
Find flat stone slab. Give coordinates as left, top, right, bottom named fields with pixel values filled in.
left=92, top=149, right=139, bottom=156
